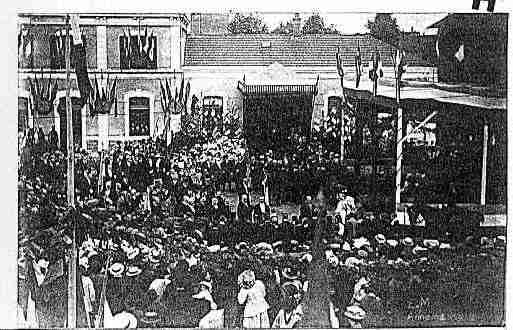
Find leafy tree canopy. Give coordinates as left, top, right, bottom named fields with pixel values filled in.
left=302, top=14, right=339, bottom=34
left=227, top=13, right=269, bottom=34
left=366, top=13, right=401, bottom=45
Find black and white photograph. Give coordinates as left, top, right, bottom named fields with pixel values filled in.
left=14, top=6, right=508, bottom=328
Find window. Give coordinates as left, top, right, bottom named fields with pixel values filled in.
left=202, top=96, right=223, bottom=135
left=49, top=32, right=87, bottom=69
left=119, top=34, right=157, bottom=69
left=129, top=97, right=150, bottom=136
left=18, top=97, right=29, bottom=133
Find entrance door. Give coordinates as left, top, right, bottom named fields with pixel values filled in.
left=244, top=94, right=313, bottom=153
left=58, top=97, right=83, bottom=151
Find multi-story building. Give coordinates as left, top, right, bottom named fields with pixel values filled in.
left=18, top=13, right=188, bottom=151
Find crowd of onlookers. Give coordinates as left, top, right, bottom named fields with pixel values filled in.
left=17, top=131, right=505, bottom=328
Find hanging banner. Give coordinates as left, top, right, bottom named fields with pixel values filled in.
left=169, top=113, right=182, bottom=133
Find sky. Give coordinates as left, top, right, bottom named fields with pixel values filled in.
left=255, top=13, right=448, bottom=35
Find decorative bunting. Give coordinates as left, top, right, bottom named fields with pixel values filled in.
left=28, top=70, right=58, bottom=116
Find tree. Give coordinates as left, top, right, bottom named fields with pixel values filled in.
left=366, top=13, right=401, bottom=45
left=272, top=21, right=295, bottom=34
left=227, top=13, right=268, bottom=34
left=302, top=14, right=339, bottom=34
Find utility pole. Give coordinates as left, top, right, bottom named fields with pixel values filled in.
left=65, top=14, right=77, bottom=329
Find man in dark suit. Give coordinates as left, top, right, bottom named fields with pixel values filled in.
left=299, top=195, right=316, bottom=220
left=236, top=194, right=252, bottom=223
left=252, top=196, right=270, bottom=225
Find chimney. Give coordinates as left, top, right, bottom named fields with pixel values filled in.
left=292, top=13, right=301, bottom=36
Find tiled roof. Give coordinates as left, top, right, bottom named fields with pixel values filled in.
left=184, top=34, right=433, bottom=67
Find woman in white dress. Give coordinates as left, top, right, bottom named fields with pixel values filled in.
left=237, top=270, right=270, bottom=328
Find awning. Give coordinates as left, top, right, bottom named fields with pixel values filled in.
left=344, top=85, right=506, bottom=111
left=237, top=78, right=319, bottom=96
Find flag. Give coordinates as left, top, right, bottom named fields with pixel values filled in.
left=184, top=81, right=191, bottom=109
left=143, top=26, right=150, bottom=53
left=160, top=80, right=168, bottom=113
left=165, top=79, right=172, bottom=111
left=369, top=50, right=383, bottom=81
left=71, top=15, right=92, bottom=107
left=335, top=47, right=344, bottom=78
left=394, top=48, right=407, bottom=80
left=355, top=41, right=362, bottom=88
left=148, top=32, right=154, bottom=62
left=178, top=78, right=184, bottom=104
left=454, top=44, right=464, bottom=62
left=109, top=77, right=118, bottom=116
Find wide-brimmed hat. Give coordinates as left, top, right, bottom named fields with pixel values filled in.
left=439, top=243, right=452, bottom=249
left=357, top=250, right=368, bottom=259
left=126, top=247, right=140, bottom=260
left=387, top=239, right=398, bottom=247
left=401, top=237, right=414, bottom=247
left=344, top=305, right=366, bottom=321
left=282, top=267, right=299, bottom=280
left=207, top=245, right=221, bottom=253
left=344, top=256, right=362, bottom=268
left=353, top=237, right=370, bottom=249
left=375, top=234, right=386, bottom=245
left=423, top=239, right=440, bottom=249
left=126, top=265, right=142, bottom=277
left=412, top=245, right=428, bottom=255
left=149, top=249, right=162, bottom=263
left=109, top=262, right=125, bottom=277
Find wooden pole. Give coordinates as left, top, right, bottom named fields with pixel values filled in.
left=481, top=123, right=488, bottom=205
left=370, top=75, right=378, bottom=209
left=395, top=76, right=403, bottom=217
left=65, top=14, right=77, bottom=328
left=340, top=78, right=345, bottom=163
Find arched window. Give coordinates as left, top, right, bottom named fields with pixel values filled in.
left=128, top=97, right=150, bottom=137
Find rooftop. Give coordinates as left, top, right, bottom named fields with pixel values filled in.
left=184, top=34, right=434, bottom=67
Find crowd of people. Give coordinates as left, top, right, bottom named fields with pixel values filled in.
left=17, top=128, right=505, bottom=328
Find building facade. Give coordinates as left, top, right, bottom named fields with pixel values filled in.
left=18, top=13, right=188, bottom=151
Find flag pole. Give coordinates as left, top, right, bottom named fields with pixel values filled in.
left=336, top=48, right=345, bottom=163
left=65, top=14, right=77, bottom=328
left=394, top=55, right=403, bottom=218
left=370, top=52, right=379, bottom=210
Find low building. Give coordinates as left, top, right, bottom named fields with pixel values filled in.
left=18, top=13, right=188, bottom=151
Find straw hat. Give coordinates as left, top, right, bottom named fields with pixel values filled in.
left=401, top=237, right=414, bottom=247
left=344, top=305, right=366, bottom=321
left=375, top=234, right=386, bottom=245
left=126, top=247, right=140, bottom=260
left=282, top=267, right=299, bottom=280
left=109, top=262, right=125, bottom=277
left=149, top=249, right=162, bottom=264
left=126, top=265, right=142, bottom=277
left=387, top=239, right=398, bottom=247
left=423, top=239, right=440, bottom=249
left=207, top=245, right=221, bottom=253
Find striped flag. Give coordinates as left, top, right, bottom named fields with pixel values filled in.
left=355, top=41, right=362, bottom=88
